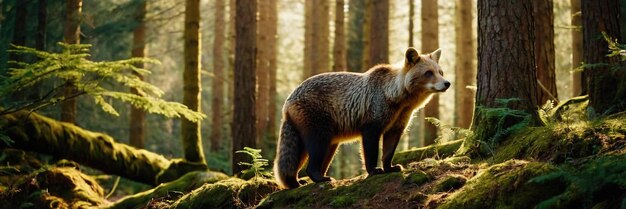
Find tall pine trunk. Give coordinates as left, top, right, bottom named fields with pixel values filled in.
left=232, top=0, right=257, bottom=174
left=333, top=0, right=347, bottom=72
left=257, top=0, right=271, bottom=144
left=368, top=0, right=389, bottom=65
left=534, top=0, right=558, bottom=105
left=454, top=0, right=475, bottom=129
left=267, top=0, right=279, bottom=144
left=571, top=0, right=583, bottom=96
left=211, top=0, right=226, bottom=152
left=421, top=0, right=439, bottom=146
left=467, top=0, right=539, bottom=157
left=130, top=0, right=146, bottom=148
left=181, top=0, right=207, bottom=165
left=61, top=0, right=82, bottom=124
left=582, top=0, right=625, bottom=115
left=304, top=0, right=330, bottom=78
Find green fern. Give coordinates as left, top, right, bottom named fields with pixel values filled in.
left=0, top=43, right=205, bottom=123
left=425, top=117, right=473, bottom=159
left=474, top=98, right=532, bottom=155
left=235, top=147, right=271, bottom=180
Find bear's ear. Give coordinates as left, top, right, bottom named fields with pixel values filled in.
left=405, top=47, right=420, bottom=65
left=430, top=48, right=442, bottom=63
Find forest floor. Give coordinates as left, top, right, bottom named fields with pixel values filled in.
left=1, top=97, right=626, bottom=209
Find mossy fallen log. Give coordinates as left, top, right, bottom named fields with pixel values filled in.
left=0, top=110, right=202, bottom=185
left=107, top=171, right=229, bottom=209
left=0, top=166, right=107, bottom=209
left=392, top=139, right=463, bottom=165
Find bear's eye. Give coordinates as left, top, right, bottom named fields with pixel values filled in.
left=424, top=71, right=433, bottom=77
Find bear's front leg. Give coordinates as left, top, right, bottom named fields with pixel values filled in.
left=382, top=128, right=404, bottom=173
left=361, top=129, right=384, bottom=175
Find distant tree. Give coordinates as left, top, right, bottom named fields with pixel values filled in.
left=303, top=0, right=330, bottom=79
left=346, top=0, right=366, bottom=72
left=232, top=0, right=258, bottom=174
left=582, top=0, right=625, bottom=115
left=407, top=0, right=423, bottom=148
left=421, top=0, right=439, bottom=146
left=368, top=0, right=388, bottom=65
left=257, top=0, right=271, bottom=144
left=61, top=0, right=82, bottom=124
left=454, top=0, right=475, bottom=129
left=333, top=0, right=347, bottom=72
left=211, top=0, right=226, bottom=152
left=571, top=0, right=583, bottom=96
left=468, top=0, right=539, bottom=156
left=534, top=0, right=558, bottom=105
left=130, top=0, right=147, bottom=148
left=267, top=0, right=279, bottom=144
left=181, top=0, right=207, bottom=166
left=36, top=0, right=48, bottom=51
left=362, top=0, right=371, bottom=68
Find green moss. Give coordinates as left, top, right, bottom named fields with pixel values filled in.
left=431, top=174, right=466, bottom=193
left=393, top=139, right=464, bottom=165
left=404, top=170, right=430, bottom=186
left=168, top=177, right=279, bottom=209
left=107, top=171, right=228, bottom=209
left=438, top=160, right=566, bottom=209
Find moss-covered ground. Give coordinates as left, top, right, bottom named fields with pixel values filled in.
left=2, top=97, right=625, bottom=208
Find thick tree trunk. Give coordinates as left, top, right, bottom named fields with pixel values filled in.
left=582, top=0, right=625, bottom=116
left=61, top=0, right=82, bottom=124
left=468, top=0, right=539, bottom=157
left=571, top=0, right=583, bottom=96
left=1, top=111, right=170, bottom=185
left=232, top=0, right=258, bottom=175
left=533, top=0, right=558, bottom=105
left=421, top=0, right=439, bottom=146
left=333, top=0, right=347, bottom=72
left=257, top=0, right=270, bottom=144
left=130, top=0, right=146, bottom=149
left=304, top=0, right=330, bottom=78
left=453, top=0, right=475, bottom=129
left=211, top=0, right=226, bottom=152
left=182, top=0, right=207, bottom=165
left=368, top=0, right=389, bottom=65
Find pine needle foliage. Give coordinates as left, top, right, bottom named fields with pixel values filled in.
left=0, top=43, right=205, bottom=122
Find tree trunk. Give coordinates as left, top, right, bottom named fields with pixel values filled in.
left=182, top=0, right=207, bottom=165
left=232, top=0, right=257, bottom=175
left=211, top=0, right=226, bottom=152
left=36, top=0, right=47, bottom=51
left=1, top=111, right=170, bottom=185
left=582, top=0, right=625, bottom=116
left=304, top=0, right=330, bottom=78
left=61, top=0, right=81, bottom=124
left=453, top=0, right=475, bottom=129
left=333, top=0, right=347, bottom=72
left=421, top=0, right=439, bottom=146
left=468, top=0, right=539, bottom=157
left=362, top=0, right=371, bottom=69
left=368, top=0, right=389, bottom=65
left=267, top=0, right=279, bottom=144
left=571, top=0, right=583, bottom=96
left=130, top=0, right=146, bottom=149
left=533, top=0, right=558, bottom=105
left=407, top=0, right=422, bottom=149
left=346, top=0, right=366, bottom=72
left=257, top=0, right=270, bottom=144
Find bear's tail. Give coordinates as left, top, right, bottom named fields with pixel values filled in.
left=273, top=119, right=302, bottom=189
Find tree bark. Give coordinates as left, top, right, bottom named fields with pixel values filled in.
left=304, top=0, right=330, bottom=78
left=61, top=0, right=82, bottom=124
left=571, top=0, right=583, bottom=96
left=36, top=0, right=47, bottom=51
left=232, top=0, right=257, bottom=175
left=368, top=0, right=389, bottom=65
left=211, top=0, right=226, bottom=152
left=182, top=0, right=207, bottom=165
left=421, top=0, right=439, bottom=146
left=362, top=0, right=371, bottom=69
left=333, top=0, right=347, bottom=72
left=453, top=0, right=475, bottom=129
left=346, top=0, right=366, bottom=72
left=130, top=0, right=146, bottom=149
left=468, top=0, right=539, bottom=157
left=257, top=0, right=271, bottom=144
left=1, top=111, right=171, bottom=185
left=533, top=0, right=558, bottom=105
left=267, top=0, right=279, bottom=143
left=582, top=0, right=625, bottom=116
